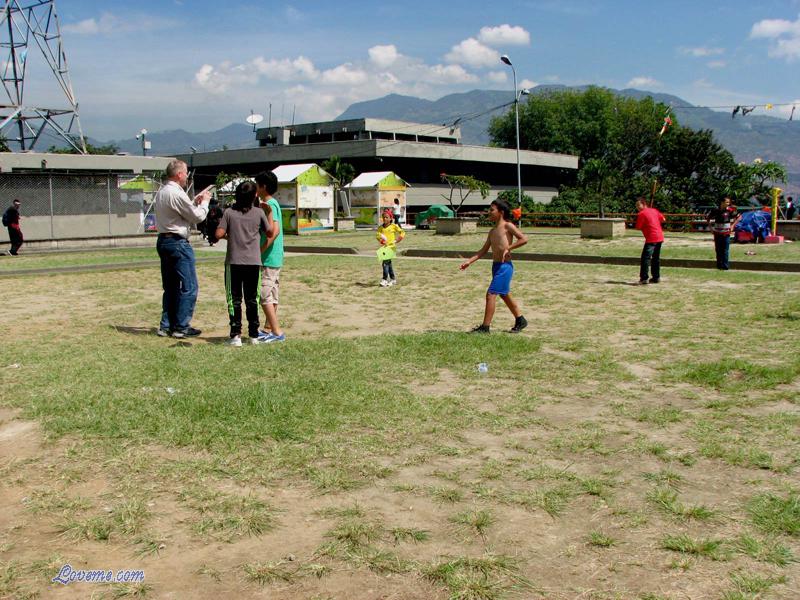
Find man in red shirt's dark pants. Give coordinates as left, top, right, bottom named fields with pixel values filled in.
left=634, top=198, right=665, bottom=284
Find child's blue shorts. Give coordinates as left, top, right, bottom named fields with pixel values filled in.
left=488, top=261, right=513, bottom=296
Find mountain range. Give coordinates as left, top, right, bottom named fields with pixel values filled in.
left=40, top=86, right=800, bottom=195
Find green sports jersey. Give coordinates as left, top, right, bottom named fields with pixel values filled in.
left=260, top=197, right=284, bottom=268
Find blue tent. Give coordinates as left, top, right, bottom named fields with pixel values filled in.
left=734, top=210, right=771, bottom=242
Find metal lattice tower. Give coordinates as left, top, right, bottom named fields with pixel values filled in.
left=0, top=0, right=86, bottom=152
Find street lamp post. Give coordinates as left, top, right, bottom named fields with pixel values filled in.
left=501, top=54, right=522, bottom=212
left=135, top=128, right=149, bottom=156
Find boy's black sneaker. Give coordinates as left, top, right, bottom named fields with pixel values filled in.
left=469, top=324, right=490, bottom=334
left=648, top=278, right=660, bottom=284
left=510, top=316, right=528, bottom=333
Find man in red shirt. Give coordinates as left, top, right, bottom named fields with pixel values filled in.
left=634, top=197, right=665, bottom=284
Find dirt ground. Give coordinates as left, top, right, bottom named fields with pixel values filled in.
left=1, top=256, right=798, bottom=599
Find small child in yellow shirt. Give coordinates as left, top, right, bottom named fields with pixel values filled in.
left=376, top=210, right=404, bottom=287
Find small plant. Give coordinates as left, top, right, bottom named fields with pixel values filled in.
left=450, top=509, right=495, bottom=537
left=647, top=487, right=714, bottom=521
left=722, top=570, right=787, bottom=599
left=642, top=469, right=683, bottom=487
left=242, top=561, right=294, bottom=585
left=746, top=492, right=800, bottom=536
left=661, top=534, right=730, bottom=561
left=324, top=519, right=381, bottom=551
left=430, top=486, right=464, bottom=503
left=390, top=527, right=430, bottom=544
left=588, top=531, right=616, bottom=547
left=734, top=534, right=794, bottom=566
left=423, top=554, right=528, bottom=600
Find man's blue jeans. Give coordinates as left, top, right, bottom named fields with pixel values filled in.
left=640, top=241, right=662, bottom=282
left=157, top=235, right=198, bottom=333
left=713, top=234, right=730, bottom=270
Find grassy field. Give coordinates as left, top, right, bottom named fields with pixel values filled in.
left=0, top=253, right=798, bottom=599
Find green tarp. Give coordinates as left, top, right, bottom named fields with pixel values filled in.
left=415, top=204, right=454, bottom=226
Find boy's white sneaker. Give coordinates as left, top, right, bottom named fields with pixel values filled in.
left=380, top=279, right=388, bottom=287
left=228, top=335, right=242, bottom=347
left=388, top=279, right=397, bottom=286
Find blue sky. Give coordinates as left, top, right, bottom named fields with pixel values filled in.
left=24, top=0, right=800, bottom=140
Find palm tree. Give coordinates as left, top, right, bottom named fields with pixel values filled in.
left=322, top=155, right=356, bottom=216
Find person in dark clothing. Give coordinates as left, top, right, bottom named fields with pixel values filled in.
left=786, top=196, right=796, bottom=220
left=706, top=197, right=741, bottom=270
left=202, top=199, right=223, bottom=245
left=3, top=199, right=23, bottom=255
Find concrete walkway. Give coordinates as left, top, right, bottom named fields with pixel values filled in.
left=2, top=244, right=799, bottom=277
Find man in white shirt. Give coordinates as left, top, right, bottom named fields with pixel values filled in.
left=155, top=159, right=211, bottom=338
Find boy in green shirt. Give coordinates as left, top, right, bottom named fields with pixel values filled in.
left=255, top=171, right=285, bottom=343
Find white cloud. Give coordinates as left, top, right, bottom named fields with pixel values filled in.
left=368, top=45, right=399, bottom=68
left=770, top=35, right=800, bottom=60
left=519, top=78, right=537, bottom=90
left=478, top=25, right=531, bottom=47
left=321, top=63, right=368, bottom=86
left=445, top=38, right=500, bottom=68
left=284, top=5, right=304, bottom=22
left=62, top=11, right=167, bottom=35
left=750, top=16, right=800, bottom=38
left=707, top=60, right=727, bottom=69
left=426, top=63, right=479, bottom=83
left=750, top=15, right=800, bottom=61
left=679, top=46, right=724, bottom=57
left=194, top=62, right=258, bottom=95
left=252, top=56, right=318, bottom=81
left=487, top=70, right=508, bottom=84
left=194, top=55, right=320, bottom=94
left=626, top=76, right=661, bottom=89
left=63, top=14, right=114, bottom=35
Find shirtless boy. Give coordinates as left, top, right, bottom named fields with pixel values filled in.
left=460, top=199, right=528, bottom=333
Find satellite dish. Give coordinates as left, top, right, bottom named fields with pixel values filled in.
left=246, top=111, right=264, bottom=132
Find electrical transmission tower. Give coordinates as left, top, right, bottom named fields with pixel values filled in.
left=0, top=0, right=86, bottom=152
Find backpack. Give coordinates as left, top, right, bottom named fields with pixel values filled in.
left=1, top=209, right=9, bottom=227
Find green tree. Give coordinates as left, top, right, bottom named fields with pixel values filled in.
left=489, top=87, right=787, bottom=214
left=440, top=173, right=490, bottom=215
left=47, top=140, right=118, bottom=155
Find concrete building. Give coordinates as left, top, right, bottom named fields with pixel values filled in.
left=0, top=152, right=171, bottom=241
left=178, top=118, right=578, bottom=219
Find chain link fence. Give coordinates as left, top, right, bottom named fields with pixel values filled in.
left=0, top=172, right=167, bottom=242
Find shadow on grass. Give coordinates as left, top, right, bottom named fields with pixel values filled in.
left=603, top=280, right=646, bottom=286
left=113, top=325, right=159, bottom=336
left=112, top=326, right=221, bottom=347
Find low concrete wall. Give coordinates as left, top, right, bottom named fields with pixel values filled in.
left=777, top=220, right=800, bottom=241
left=0, top=233, right=188, bottom=253
left=334, top=218, right=356, bottom=231
left=436, top=217, right=479, bottom=235
left=0, top=214, right=145, bottom=242
left=580, top=218, right=626, bottom=239
left=403, top=249, right=800, bottom=273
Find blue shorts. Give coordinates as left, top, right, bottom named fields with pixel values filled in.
left=488, top=261, right=513, bottom=296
